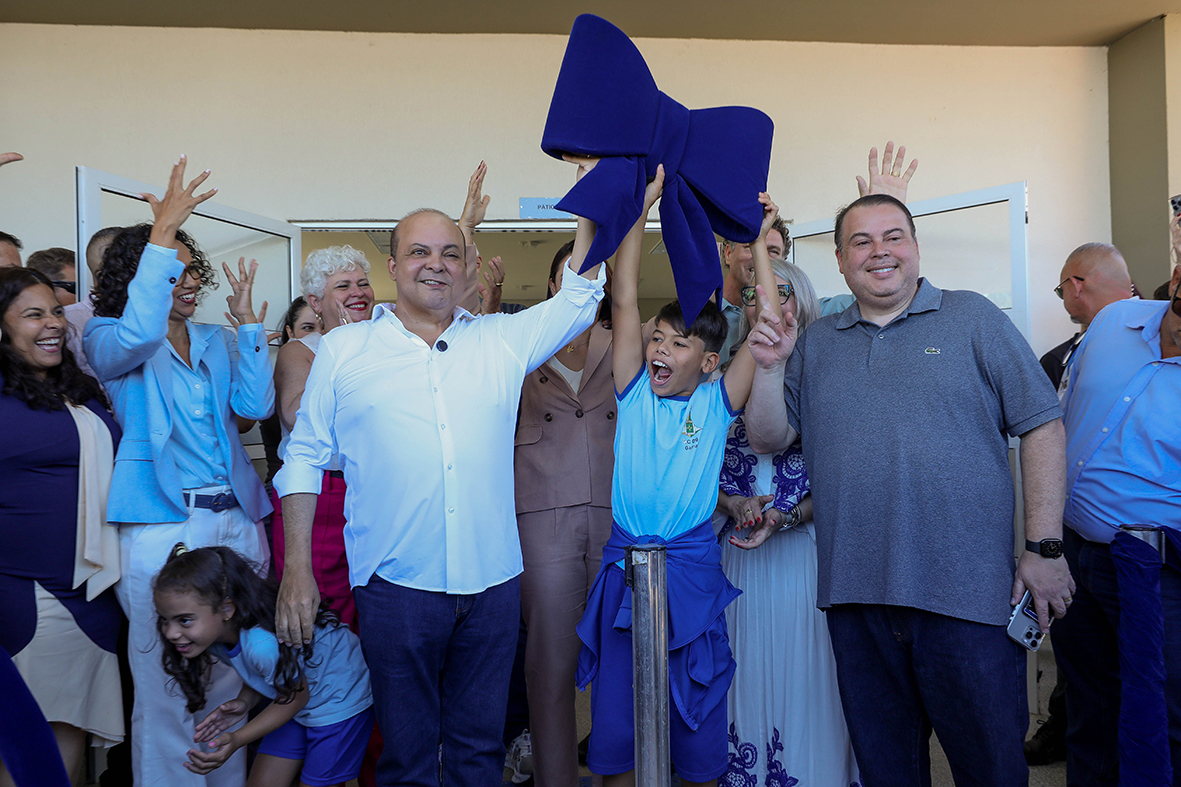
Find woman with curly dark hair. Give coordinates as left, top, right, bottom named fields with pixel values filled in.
left=82, top=157, right=275, bottom=787
left=0, top=266, right=125, bottom=785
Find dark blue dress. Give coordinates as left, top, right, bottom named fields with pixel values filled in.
left=0, top=375, right=123, bottom=657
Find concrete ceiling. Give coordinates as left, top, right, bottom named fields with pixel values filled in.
left=4, top=0, right=1181, bottom=47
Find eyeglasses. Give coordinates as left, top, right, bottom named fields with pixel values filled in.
left=1054, top=275, right=1084, bottom=299
left=741, top=284, right=793, bottom=306
left=50, top=281, right=77, bottom=295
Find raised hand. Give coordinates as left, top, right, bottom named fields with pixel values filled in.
left=194, top=699, right=248, bottom=743
left=222, top=257, right=267, bottom=326
left=1171, top=213, right=1181, bottom=266
left=643, top=164, right=665, bottom=213
left=757, top=192, right=780, bottom=239
left=478, top=255, right=505, bottom=315
left=145, top=155, right=217, bottom=248
left=856, top=141, right=918, bottom=201
left=0, top=152, right=23, bottom=168
left=459, top=162, right=491, bottom=245
left=747, top=285, right=798, bottom=369
left=563, top=154, right=599, bottom=184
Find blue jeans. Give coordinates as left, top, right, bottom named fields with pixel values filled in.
left=826, top=604, right=1028, bottom=787
left=354, top=575, right=521, bottom=787
left=1052, top=528, right=1181, bottom=786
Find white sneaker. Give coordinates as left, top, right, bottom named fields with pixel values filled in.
left=505, top=729, right=533, bottom=784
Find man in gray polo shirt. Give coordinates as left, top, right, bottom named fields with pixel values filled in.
left=745, top=193, right=1074, bottom=785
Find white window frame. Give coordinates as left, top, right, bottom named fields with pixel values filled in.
left=787, top=181, right=1031, bottom=340
left=75, top=166, right=302, bottom=299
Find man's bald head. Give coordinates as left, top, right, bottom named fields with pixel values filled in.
left=1060, top=243, right=1133, bottom=327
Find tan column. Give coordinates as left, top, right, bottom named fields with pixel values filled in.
left=1109, top=15, right=1181, bottom=295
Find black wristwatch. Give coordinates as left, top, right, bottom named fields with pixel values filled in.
left=1026, top=538, right=1064, bottom=559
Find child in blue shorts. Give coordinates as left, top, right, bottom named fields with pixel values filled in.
left=153, top=544, right=373, bottom=787
left=570, top=160, right=783, bottom=787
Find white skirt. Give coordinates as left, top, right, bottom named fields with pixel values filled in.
left=721, top=524, right=860, bottom=786
left=11, top=582, right=123, bottom=746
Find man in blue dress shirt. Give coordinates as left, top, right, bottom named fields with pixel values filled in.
left=1053, top=263, right=1181, bottom=785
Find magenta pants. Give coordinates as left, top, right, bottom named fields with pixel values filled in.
left=271, top=472, right=357, bottom=630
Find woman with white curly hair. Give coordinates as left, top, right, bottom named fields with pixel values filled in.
left=271, top=245, right=375, bottom=628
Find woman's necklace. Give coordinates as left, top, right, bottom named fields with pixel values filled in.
left=565, top=338, right=590, bottom=354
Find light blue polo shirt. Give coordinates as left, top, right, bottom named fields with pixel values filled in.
left=611, top=368, right=740, bottom=542
left=210, top=625, right=372, bottom=727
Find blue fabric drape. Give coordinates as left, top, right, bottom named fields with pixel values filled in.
left=0, top=646, right=70, bottom=787
left=541, top=14, right=774, bottom=324
left=576, top=521, right=741, bottom=730
left=1109, top=528, right=1180, bottom=787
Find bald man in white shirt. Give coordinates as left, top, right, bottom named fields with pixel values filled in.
left=275, top=207, right=605, bottom=786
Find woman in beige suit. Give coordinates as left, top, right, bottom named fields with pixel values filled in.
left=514, top=241, right=615, bottom=787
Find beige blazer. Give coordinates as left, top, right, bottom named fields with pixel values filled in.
left=514, top=321, right=616, bottom=514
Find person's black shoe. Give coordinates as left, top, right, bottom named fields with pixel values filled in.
left=1024, top=718, right=1067, bottom=766
left=578, top=732, right=589, bottom=766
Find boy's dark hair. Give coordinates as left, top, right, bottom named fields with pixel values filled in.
left=153, top=545, right=340, bottom=713
left=654, top=299, right=727, bottom=354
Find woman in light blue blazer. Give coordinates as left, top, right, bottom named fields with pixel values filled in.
left=83, top=158, right=274, bottom=787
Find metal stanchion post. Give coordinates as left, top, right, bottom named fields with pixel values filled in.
left=626, top=543, right=671, bottom=787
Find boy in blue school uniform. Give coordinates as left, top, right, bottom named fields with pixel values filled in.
left=572, top=161, right=784, bottom=787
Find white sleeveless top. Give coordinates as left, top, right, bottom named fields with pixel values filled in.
left=278, top=333, right=340, bottom=472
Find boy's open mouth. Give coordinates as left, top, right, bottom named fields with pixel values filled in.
left=651, top=360, right=673, bottom=385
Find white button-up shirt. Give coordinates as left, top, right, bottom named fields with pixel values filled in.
left=275, top=261, right=606, bottom=593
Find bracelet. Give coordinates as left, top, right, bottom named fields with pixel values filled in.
left=778, top=505, right=802, bottom=531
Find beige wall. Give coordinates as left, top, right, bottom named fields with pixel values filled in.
left=1110, top=17, right=1173, bottom=293
left=0, top=23, right=1109, bottom=352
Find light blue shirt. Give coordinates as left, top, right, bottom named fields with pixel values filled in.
left=612, top=369, right=739, bottom=543
left=168, top=324, right=229, bottom=489
left=1062, top=299, right=1181, bottom=543
left=210, top=625, right=372, bottom=727
left=819, top=293, right=856, bottom=317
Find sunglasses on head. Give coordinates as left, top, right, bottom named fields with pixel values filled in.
left=741, top=284, right=793, bottom=306
left=51, top=281, right=76, bottom=295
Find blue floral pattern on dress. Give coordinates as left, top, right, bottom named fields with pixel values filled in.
left=718, top=416, right=808, bottom=536
left=720, top=722, right=759, bottom=787
left=724, top=724, right=861, bottom=787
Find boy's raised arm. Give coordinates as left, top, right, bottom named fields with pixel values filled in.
left=723, top=194, right=785, bottom=410
left=611, top=164, right=665, bottom=393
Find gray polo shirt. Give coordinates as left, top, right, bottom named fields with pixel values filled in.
left=783, top=279, right=1061, bottom=625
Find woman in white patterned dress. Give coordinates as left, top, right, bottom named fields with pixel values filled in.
left=715, top=257, right=860, bottom=787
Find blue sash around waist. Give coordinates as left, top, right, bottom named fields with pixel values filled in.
left=575, top=520, right=741, bottom=730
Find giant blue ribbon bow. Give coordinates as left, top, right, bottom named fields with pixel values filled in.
left=541, top=14, right=774, bottom=324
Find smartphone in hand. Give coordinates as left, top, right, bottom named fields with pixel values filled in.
left=1007, top=590, right=1047, bottom=652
